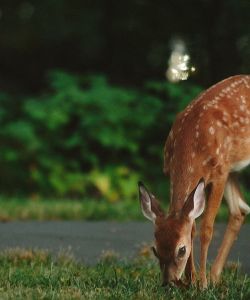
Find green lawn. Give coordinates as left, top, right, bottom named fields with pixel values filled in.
left=0, top=197, right=143, bottom=221
left=0, top=197, right=237, bottom=222
left=0, top=248, right=249, bottom=299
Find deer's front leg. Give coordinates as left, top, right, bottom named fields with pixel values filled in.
left=185, top=223, right=196, bottom=284
left=199, top=178, right=226, bottom=289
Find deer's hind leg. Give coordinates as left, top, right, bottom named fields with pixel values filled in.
left=210, top=174, right=250, bottom=284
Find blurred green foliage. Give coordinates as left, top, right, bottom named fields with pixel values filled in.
left=0, top=196, right=232, bottom=222
left=0, top=1, right=249, bottom=209
left=0, top=71, right=202, bottom=200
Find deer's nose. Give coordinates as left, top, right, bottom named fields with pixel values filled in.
left=161, top=274, right=178, bottom=287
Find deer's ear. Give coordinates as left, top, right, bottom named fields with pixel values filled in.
left=138, top=181, right=164, bottom=223
left=182, top=179, right=206, bottom=220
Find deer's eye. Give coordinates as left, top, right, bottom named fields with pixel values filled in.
left=178, top=246, right=186, bottom=257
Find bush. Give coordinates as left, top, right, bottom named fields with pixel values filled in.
left=0, top=71, right=202, bottom=199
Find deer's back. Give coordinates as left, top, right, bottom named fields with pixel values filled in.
left=164, top=75, right=250, bottom=182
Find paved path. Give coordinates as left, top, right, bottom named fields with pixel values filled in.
left=0, top=221, right=249, bottom=273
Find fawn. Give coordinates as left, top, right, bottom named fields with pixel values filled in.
left=139, top=75, right=250, bottom=288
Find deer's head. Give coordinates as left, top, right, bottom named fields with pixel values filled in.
left=138, top=180, right=205, bottom=285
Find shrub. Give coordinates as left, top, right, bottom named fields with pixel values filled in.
left=0, top=71, right=202, bottom=199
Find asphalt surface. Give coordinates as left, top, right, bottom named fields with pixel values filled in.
left=0, top=221, right=249, bottom=273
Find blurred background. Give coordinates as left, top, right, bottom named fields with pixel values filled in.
left=0, top=0, right=250, bottom=220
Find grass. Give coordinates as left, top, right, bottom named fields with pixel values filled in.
left=0, top=248, right=249, bottom=299
left=0, top=197, right=240, bottom=222
left=0, top=197, right=143, bottom=221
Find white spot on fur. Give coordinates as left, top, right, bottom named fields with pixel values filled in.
left=188, top=166, right=194, bottom=173
left=209, top=126, right=215, bottom=135
left=243, top=78, right=250, bottom=88
left=239, top=117, right=245, bottom=124
left=216, top=121, right=222, bottom=127
left=202, top=156, right=212, bottom=166
left=240, top=95, right=246, bottom=104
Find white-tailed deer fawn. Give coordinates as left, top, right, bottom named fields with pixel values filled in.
left=139, top=75, right=250, bottom=288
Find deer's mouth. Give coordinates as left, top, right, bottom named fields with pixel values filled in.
left=162, top=279, right=187, bottom=288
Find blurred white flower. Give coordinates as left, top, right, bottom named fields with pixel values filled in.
left=166, top=39, right=195, bottom=82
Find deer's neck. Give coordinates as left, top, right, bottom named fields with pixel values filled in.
left=169, top=171, right=201, bottom=214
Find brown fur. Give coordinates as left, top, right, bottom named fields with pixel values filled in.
left=141, top=75, right=250, bottom=288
